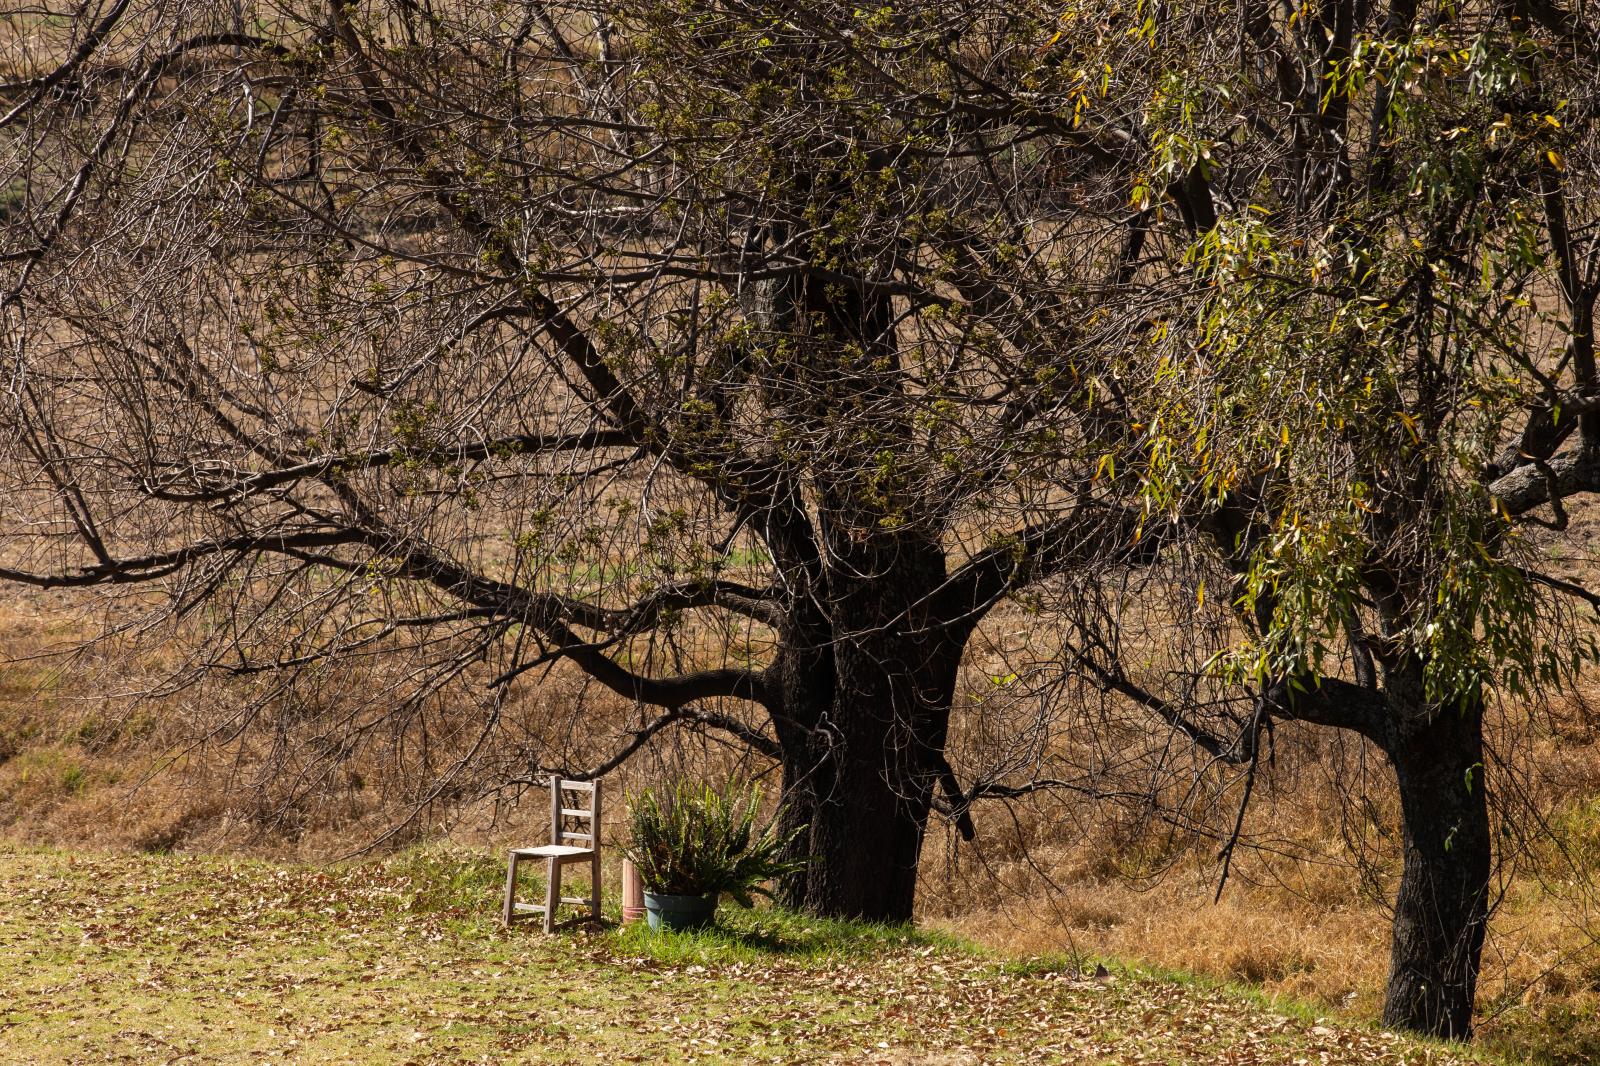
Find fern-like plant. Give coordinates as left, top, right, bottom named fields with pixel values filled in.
left=623, top=778, right=804, bottom=907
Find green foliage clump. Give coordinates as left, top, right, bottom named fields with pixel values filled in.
left=623, top=778, right=803, bottom=906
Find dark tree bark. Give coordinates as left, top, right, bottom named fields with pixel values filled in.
left=785, top=704, right=938, bottom=920
left=1378, top=678, right=1492, bottom=1039
left=771, top=534, right=962, bottom=921
left=1279, top=669, right=1492, bottom=1038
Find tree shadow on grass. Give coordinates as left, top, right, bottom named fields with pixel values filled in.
left=605, top=903, right=969, bottom=965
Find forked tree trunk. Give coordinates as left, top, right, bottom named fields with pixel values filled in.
left=1380, top=693, right=1491, bottom=1039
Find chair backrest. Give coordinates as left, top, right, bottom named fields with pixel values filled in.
left=549, top=778, right=600, bottom=848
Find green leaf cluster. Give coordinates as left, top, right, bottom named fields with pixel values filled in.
left=623, top=778, right=805, bottom=907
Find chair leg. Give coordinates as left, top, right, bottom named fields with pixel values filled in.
left=543, top=856, right=560, bottom=935
left=502, top=852, right=519, bottom=927
left=590, top=851, right=601, bottom=925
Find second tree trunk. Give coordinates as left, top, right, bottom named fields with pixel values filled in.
left=1381, top=695, right=1491, bottom=1039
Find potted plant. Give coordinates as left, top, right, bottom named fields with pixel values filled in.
left=623, top=778, right=803, bottom=931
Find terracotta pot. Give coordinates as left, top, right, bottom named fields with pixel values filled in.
left=621, top=859, right=646, bottom=924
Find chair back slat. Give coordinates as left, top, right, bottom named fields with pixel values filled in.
left=549, top=777, right=600, bottom=847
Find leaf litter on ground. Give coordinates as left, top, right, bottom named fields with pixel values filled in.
left=0, top=847, right=1499, bottom=1065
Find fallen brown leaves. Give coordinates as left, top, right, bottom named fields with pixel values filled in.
left=0, top=849, right=1497, bottom=1065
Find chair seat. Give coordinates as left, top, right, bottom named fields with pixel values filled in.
left=512, top=844, right=593, bottom=861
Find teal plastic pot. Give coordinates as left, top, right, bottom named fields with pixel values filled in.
left=643, top=891, right=718, bottom=931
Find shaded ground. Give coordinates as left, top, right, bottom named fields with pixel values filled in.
left=0, top=848, right=1495, bottom=1065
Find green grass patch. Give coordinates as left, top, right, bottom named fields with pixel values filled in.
left=607, top=902, right=970, bottom=966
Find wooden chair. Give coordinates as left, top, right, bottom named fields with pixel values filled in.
left=502, top=778, right=602, bottom=933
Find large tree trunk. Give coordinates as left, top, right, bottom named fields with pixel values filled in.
left=749, top=172, right=954, bottom=919
left=769, top=535, right=961, bottom=922
left=1380, top=687, right=1491, bottom=1039
left=780, top=705, right=937, bottom=920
